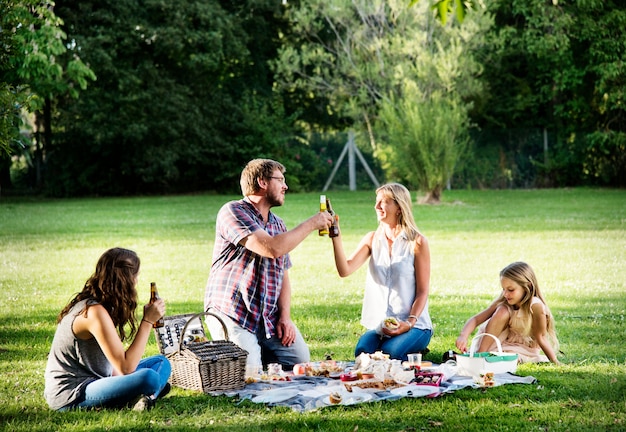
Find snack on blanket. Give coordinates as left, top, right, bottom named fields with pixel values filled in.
left=343, top=377, right=401, bottom=392
left=257, top=374, right=291, bottom=382
left=306, top=360, right=343, bottom=377
left=354, top=351, right=389, bottom=371
left=412, top=372, right=443, bottom=386
left=344, top=380, right=386, bottom=391
left=480, top=371, right=495, bottom=387
left=329, top=391, right=342, bottom=404
left=293, top=363, right=307, bottom=376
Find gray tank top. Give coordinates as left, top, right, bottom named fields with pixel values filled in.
left=44, top=299, right=113, bottom=410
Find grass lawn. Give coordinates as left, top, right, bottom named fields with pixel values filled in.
left=0, top=188, right=625, bottom=431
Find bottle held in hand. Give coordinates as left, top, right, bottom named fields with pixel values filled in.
left=319, top=195, right=329, bottom=236
left=150, top=282, right=165, bottom=328
left=326, top=198, right=340, bottom=238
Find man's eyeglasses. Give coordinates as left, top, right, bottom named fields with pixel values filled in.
left=269, top=176, right=287, bottom=184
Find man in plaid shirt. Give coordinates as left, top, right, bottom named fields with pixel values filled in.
left=204, top=159, right=333, bottom=369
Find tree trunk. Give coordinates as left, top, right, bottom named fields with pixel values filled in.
left=34, top=97, right=52, bottom=191
left=0, top=154, right=12, bottom=197
left=418, top=186, right=442, bottom=205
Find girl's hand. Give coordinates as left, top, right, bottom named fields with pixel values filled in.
left=455, top=336, right=468, bottom=353
left=143, top=298, right=165, bottom=324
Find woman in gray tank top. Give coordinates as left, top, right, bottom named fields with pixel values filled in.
left=44, top=247, right=171, bottom=411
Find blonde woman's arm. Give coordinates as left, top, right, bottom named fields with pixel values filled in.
left=331, top=230, right=374, bottom=277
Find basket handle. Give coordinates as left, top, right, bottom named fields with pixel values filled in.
left=468, top=333, right=504, bottom=357
left=177, top=310, right=230, bottom=354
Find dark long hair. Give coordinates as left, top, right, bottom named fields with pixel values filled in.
left=58, top=247, right=140, bottom=341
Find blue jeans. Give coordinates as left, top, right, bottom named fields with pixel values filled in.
left=355, top=328, right=432, bottom=361
left=257, top=322, right=310, bottom=368
left=70, top=355, right=171, bottom=410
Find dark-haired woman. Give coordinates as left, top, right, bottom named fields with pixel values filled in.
left=44, top=247, right=171, bottom=411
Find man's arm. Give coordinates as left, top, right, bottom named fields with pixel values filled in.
left=275, top=270, right=295, bottom=346
left=243, top=212, right=332, bottom=258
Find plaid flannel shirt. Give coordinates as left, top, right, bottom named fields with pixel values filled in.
left=204, top=198, right=292, bottom=338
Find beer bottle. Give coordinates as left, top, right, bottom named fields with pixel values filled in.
left=150, top=282, right=165, bottom=328
left=442, top=349, right=457, bottom=363
left=326, top=198, right=340, bottom=238
left=319, top=195, right=329, bottom=236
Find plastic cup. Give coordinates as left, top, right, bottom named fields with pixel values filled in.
left=407, top=353, right=422, bottom=366
left=268, top=363, right=283, bottom=375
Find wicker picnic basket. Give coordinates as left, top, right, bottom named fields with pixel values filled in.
left=154, top=311, right=248, bottom=393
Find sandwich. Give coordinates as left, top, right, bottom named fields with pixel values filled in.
left=383, top=317, right=399, bottom=330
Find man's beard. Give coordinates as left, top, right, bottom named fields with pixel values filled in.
left=266, top=190, right=284, bottom=207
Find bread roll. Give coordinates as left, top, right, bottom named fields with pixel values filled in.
left=383, top=317, right=399, bottom=330
left=329, top=391, right=342, bottom=404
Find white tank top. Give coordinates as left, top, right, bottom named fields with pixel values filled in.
left=360, top=227, right=432, bottom=331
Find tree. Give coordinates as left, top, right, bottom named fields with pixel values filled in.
left=378, top=88, right=470, bottom=203
left=472, top=0, right=626, bottom=187
left=0, top=0, right=94, bottom=191
left=47, top=0, right=300, bottom=195
left=274, top=0, right=489, bottom=202
left=410, top=0, right=477, bottom=25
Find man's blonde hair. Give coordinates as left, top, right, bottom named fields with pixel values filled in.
left=240, top=159, right=286, bottom=196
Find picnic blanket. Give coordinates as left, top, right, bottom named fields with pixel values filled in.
left=209, top=371, right=537, bottom=412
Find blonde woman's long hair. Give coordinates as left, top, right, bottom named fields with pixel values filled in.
left=496, top=261, right=559, bottom=351
left=376, top=183, right=421, bottom=242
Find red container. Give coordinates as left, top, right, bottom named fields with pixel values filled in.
left=413, top=371, right=443, bottom=386
left=340, top=372, right=359, bottom=382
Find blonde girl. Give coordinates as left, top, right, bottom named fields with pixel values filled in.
left=456, top=261, right=560, bottom=364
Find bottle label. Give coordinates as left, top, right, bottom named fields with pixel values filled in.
left=319, top=195, right=329, bottom=236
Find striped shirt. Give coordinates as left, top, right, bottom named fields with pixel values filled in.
left=204, top=198, right=291, bottom=338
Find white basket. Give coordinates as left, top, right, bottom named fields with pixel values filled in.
left=455, top=333, right=518, bottom=377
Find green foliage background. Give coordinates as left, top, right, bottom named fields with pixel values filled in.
left=1, top=0, right=625, bottom=196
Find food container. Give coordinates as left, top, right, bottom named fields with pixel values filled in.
left=412, top=371, right=443, bottom=386
left=340, top=372, right=359, bottom=382
left=455, top=333, right=518, bottom=377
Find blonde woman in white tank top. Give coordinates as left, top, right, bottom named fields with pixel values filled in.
left=330, top=183, right=433, bottom=361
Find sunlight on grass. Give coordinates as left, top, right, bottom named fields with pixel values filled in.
left=1, top=189, right=625, bottom=431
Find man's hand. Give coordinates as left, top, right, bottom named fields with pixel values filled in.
left=311, top=211, right=334, bottom=232
left=276, top=317, right=296, bottom=346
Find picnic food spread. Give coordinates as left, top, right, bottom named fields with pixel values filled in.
left=254, top=352, right=442, bottom=392
left=233, top=350, right=538, bottom=411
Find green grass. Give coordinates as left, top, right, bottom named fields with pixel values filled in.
left=1, top=188, right=625, bottom=431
